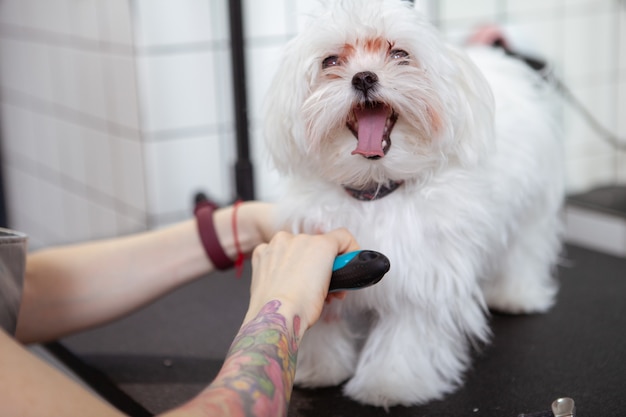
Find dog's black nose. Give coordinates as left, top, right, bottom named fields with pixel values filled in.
left=352, top=71, right=379, bottom=94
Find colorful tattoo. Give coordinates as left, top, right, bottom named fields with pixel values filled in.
left=181, top=300, right=301, bottom=417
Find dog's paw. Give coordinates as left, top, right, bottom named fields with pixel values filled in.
left=294, top=359, right=354, bottom=388
left=484, top=277, right=557, bottom=314
left=343, top=366, right=452, bottom=408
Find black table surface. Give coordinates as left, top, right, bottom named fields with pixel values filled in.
left=59, top=244, right=626, bottom=416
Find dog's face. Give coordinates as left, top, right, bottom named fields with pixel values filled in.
left=265, top=0, right=494, bottom=189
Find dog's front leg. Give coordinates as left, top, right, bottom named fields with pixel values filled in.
left=294, top=303, right=359, bottom=388
left=343, top=305, right=480, bottom=408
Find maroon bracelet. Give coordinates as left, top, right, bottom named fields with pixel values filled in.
left=194, top=201, right=235, bottom=270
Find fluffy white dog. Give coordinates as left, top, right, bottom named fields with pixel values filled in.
left=264, top=0, right=564, bottom=408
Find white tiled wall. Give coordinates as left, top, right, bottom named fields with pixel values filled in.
left=431, top=0, right=626, bottom=192
left=0, top=0, right=624, bottom=249
left=0, top=0, right=235, bottom=248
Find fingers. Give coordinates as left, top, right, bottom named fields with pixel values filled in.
left=252, top=228, right=359, bottom=260
left=325, top=228, right=360, bottom=255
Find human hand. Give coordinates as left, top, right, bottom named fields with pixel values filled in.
left=244, top=229, right=359, bottom=336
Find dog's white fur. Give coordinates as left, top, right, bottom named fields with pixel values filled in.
left=264, top=0, right=564, bottom=407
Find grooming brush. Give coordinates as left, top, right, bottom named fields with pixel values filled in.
left=330, top=250, right=390, bottom=292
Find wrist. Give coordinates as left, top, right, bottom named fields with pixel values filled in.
left=213, top=204, right=261, bottom=260
left=194, top=202, right=235, bottom=270
left=237, top=201, right=275, bottom=246
left=194, top=200, right=274, bottom=271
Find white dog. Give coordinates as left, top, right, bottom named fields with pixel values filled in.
left=264, top=0, right=564, bottom=408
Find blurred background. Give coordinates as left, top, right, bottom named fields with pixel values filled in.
left=0, top=0, right=624, bottom=251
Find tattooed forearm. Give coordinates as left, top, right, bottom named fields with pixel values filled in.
left=180, top=300, right=301, bottom=417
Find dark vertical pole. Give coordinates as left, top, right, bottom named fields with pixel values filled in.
left=0, top=134, right=7, bottom=228
left=228, top=0, right=255, bottom=201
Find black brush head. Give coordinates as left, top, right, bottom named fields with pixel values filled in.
left=329, top=250, right=391, bottom=292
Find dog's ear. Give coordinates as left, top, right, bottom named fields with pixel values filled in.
left=441, top=45, right=496, bottom=167
left=263, top=38, right=318, bottom=175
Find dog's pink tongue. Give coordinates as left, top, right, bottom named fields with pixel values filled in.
left=352, top=106, right=387, bottom=158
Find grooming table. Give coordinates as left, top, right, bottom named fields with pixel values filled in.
left=57, top=244, right=626, bottom=416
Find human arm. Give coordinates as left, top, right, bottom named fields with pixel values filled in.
left=16, top=201, right=274, bottom=343
left=163, top=229, right=359, bottom=417
left=1, top=228, right=358, bottom=417
left=0, top=328, right=127, bottom=417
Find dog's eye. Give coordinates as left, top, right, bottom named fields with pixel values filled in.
left=390, top=49, right=410, bottom=62
left=322, top=55, right=340, bottom=69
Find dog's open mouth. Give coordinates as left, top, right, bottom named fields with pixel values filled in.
left=347, top=102, right=398, bottom=160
